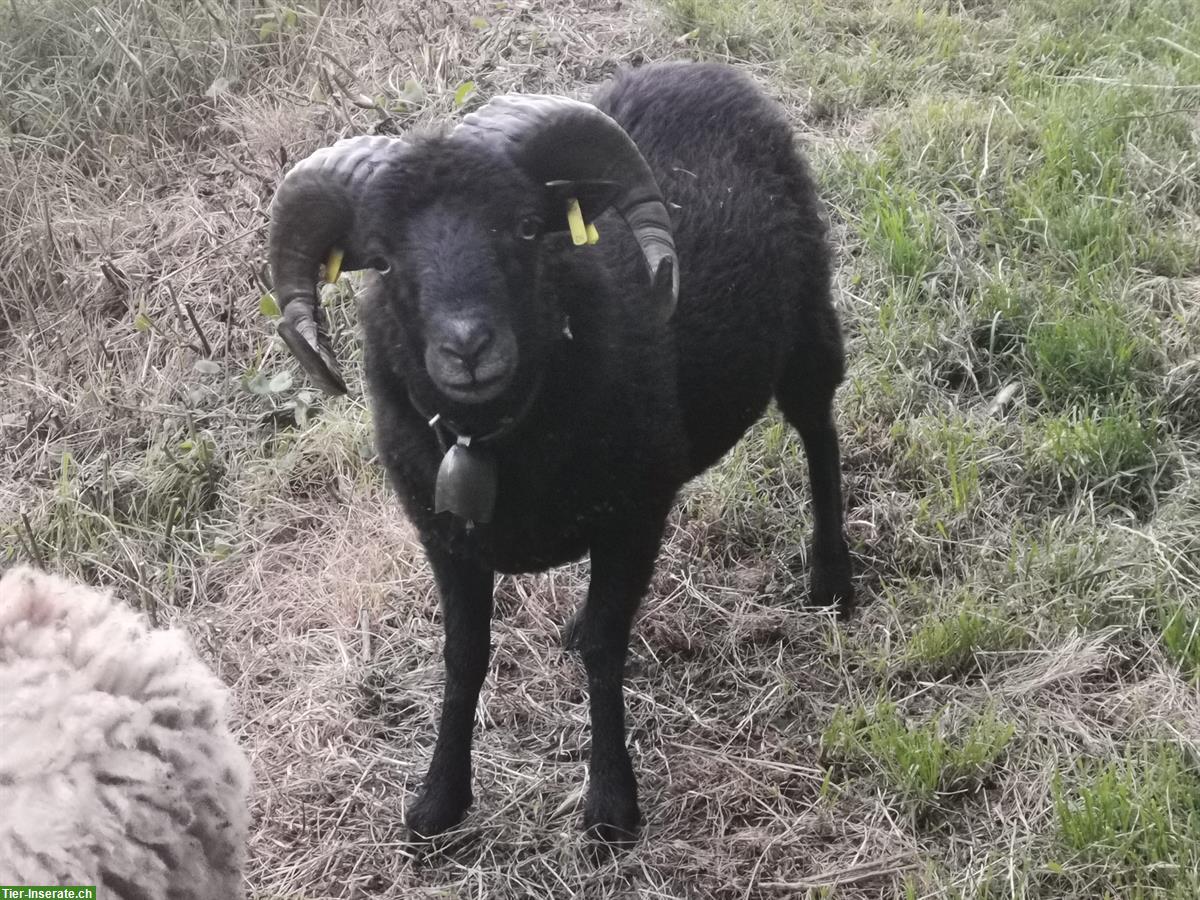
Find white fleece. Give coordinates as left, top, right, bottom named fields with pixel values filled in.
left=0, top=567, right=251, bottom=899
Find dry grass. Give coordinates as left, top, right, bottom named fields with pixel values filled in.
left=3, top=0, right=1200, bottom=897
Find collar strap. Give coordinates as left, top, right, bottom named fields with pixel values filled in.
left=409, top=371, right=545, bottom=450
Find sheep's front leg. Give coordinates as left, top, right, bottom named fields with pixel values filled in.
left=406, top=547, right=494, bottom=838
left=576, top=516, right=665, bottom=846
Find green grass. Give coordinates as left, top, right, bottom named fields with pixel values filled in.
left=676, top=0, right=1197, bottom=516
left=821, top=701, right=1015, bottom=810
left=671, top=0, right=1200, bottom=894
left=1032, top=405, right=1161, bottom=499
left=1160, top=604, right=1200, bottom=682
left=1027, top=307, right=1156, bottom=405
left=859, top=175, right=941, bottom=280
left=902, top=605, right=1026, bottom=678
left=1051, top=745, right=1200, bottom=898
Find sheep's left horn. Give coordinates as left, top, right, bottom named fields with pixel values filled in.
left=269, top=135, right=407, bottom=395
left=454, top=95, right=679, bottom=321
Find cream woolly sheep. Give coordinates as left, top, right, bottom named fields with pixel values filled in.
left=0, top=566, right=251, bottom=899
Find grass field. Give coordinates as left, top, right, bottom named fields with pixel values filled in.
left=2, top=0, right=1198, bottom=896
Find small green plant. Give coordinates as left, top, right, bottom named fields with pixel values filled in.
left=1027, top=309, right=1154, bottom=405
left=893, top=416, right=991, bottom=516
left=860, top=179, right=940, bottom=280
left=38, top=452, right=117, bottom=569
left=256, top=3, right=308, bottom=40
left=454, top=80, right=476, bottom=106
left=1032, top=406, right=1158, bottom=497
left=242, top=368, right=294, bottom=396
left=1052, top=745, right=1200, bottom=897
left=1161, top=604, right=1200, bottom=682
left=132, top=434, right=224, bottom=529
left=903, top=605, right=1025, bottom=678
left=821, top=701, right=1014, bottom=809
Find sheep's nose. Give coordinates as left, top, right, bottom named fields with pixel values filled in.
left=426, top=317, right=516, bottom=403
left=438, top=319, right=495, bottom=373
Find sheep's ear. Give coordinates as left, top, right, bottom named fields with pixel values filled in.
left=542, top=180, right=619, bottom=232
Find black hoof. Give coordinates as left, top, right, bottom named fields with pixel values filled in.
left=406, top=784, right=472, bottom=840
left=582, top=785, right=640, bottom=849
left=810, top=552, right=854, bottom=620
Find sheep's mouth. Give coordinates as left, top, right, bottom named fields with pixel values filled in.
left=433, top=368, right=513, bottom=405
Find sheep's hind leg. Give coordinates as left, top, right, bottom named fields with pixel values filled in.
left=775, top=354, right=854, bottom=618
left=406, top=547, right=494, bottom=838
left=575, top=514, right=666, bottom=846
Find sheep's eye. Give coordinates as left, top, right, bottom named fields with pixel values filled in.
left=517, top=216, right=542, bottom=241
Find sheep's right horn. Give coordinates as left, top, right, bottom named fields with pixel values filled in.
left=268, top=135, right=407, bottom=395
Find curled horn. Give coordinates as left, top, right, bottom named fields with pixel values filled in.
left=268, top=135, right=407, bottom=395
left=454, top=95, right=679, bottom=321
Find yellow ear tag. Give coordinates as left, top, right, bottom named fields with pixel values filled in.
left=585, top=222, right=600, bottom=245
left=325, top=247, right=344, bottom=283
left=566, top=197, right=588, bottom=246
